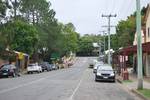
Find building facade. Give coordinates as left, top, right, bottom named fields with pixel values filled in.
left=113, top=3, right=150, bottom=78
left=133, top=3, right=150, bottom=77
left=145, top=3, right=150, bottom=76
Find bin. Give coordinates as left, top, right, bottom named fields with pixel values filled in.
left=123, top=70, right=129, bottom=80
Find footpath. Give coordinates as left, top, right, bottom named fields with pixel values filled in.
left=117, top=74, right=150, bottom=100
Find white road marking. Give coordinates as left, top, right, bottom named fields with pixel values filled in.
left=69, top=78, right=83, bottom=100
left=69, top=69, right=86, bottom=100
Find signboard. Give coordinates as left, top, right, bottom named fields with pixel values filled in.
left=51, top=53, right=60, bottom=60
left=18, top=52, right=24, bottom=60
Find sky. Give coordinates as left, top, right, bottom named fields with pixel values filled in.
left=50, top=0, right=150, bottom=35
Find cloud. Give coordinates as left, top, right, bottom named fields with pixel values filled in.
left=50, top=0, right=150, bottom=35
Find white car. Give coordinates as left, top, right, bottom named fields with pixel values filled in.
left=27, top=63, right=42, bottom=74
left=89, top=59, right=98, bottom=67
left=93, top=61, right=104, bottom=73
left=51, top=64, right=57, bottom=70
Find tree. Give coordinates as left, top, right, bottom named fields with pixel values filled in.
left=20, top=0, right=55, bottom=25
left=0, top=0, right=80, bottom=62
left=62, top=23, right=79, bottom=54
left=8, top=0, right=20, bottom=19
left=116, top=16, right=136, bottom=48
left=77, top=34, right=103, bottom=56
left=0, top=0, right=7, bottom=22
left=110, top=34, right=118, bottom=50
left=113, top=7, right=147, bottom=50
left=0, top=20, right=39, bottom=54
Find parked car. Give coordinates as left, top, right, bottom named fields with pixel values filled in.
left=89, top=59, right=98, bottom=68
left=93, top=61, right=103, bottom=73
left=27, top=63, right=42, bottom=74
left=47, top=63, right=53, bottom=71
left=0, top=64, right=18, bottom=77
left=51, top=64, right=59, bottom=70
left=40, top=62, right=52, bottom=72
left=95, top=65, right=115, bottom=82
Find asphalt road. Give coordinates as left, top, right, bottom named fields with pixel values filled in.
left=0, top=57, right=141, bottom=100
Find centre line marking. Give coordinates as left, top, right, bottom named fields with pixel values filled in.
left=69, top=69, right=86, bottom=100
left=69, top=78, right=83, bottom=100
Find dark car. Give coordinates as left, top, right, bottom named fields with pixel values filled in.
left=0, top=64, right=18, bottom=77
left=40, top=62, right=52, bottom=72
left=47, top=63, right=53, bottom=71
left=95, top=65, right=115, bottom=82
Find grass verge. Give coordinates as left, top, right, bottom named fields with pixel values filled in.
left=138, top=89, right=150, bottom=99
left=123, top=80, right=133, bottom=83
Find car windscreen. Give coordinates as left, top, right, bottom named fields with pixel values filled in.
left=28, top=64, right=35, bottom=67
left=1, top=65, right=11, bottom=69
left=44, top=62, right=49, bottom=64
left=98, top=66, right=113, bottom=71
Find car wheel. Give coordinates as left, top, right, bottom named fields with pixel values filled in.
left=12, top=72, right=16, bottom=77
left=112, top=79, right=116, bottom=83
left=95, top=78, right=98, bottom=82
left=28, top=72, right=31, bottom=74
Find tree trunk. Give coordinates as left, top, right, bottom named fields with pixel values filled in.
left=32, top=11, right=35, bottom=25
left=14, top=0, right=17, bottom=20
left=36, top=11, right=39, bottom=24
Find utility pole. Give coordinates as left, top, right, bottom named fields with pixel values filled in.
left=99, top=31, right=107, bottom=53
left=136, top=0, right=143, bottom=90
left=99, top=42, right=101, bottom=57
left=101, top=14, right=116, bottom=65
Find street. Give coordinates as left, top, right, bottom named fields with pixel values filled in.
left=0, top=57, right=141, bottom=100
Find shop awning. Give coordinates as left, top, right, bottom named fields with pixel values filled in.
left=117, top=42, right=150, bottom=55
